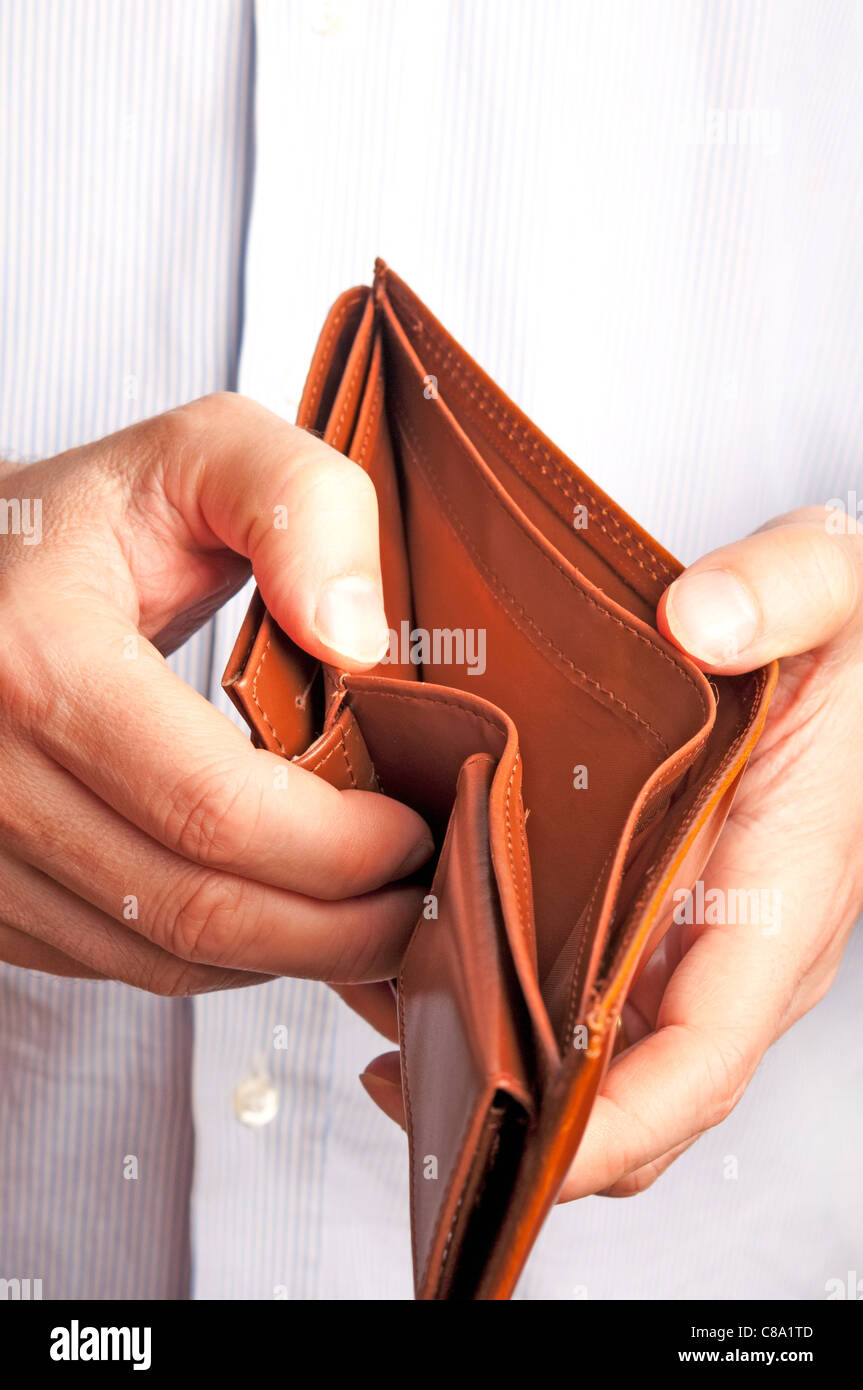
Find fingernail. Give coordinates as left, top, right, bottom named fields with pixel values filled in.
left=358, top=1070, right=400, bottom=1097
left=314, top=575, right=389, bottom=665
left=665, top=569, right=759, bottom=665
left=359, top=1071, right=406, bottom=1128
left=394, top=830, right=435, bottom=879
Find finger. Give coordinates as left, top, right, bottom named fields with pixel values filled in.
left=557, top=1022, right=744, bottom=1202
left=332, top=983, right=399, bottom=1043
left=558, top=888, right=798, bottom=1201
left=20, top=607, right=433, bottom=898
left=657, top=513, right=859, bottom=673
left=0, top=922, right=107, bottom=979
left=1, top=742, right=427, bottom=980
left=597, top=1135, right=698, bottom=1198
left=0, top=844, right=266, bottom=995
left=135, top=394, right=392, bottom=668
left=359, top=1050, right=405, bottom=1128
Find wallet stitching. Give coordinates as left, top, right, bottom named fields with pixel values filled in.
left=337, top=725, right=358, bottom=789
left=389, top=288, right=673, bottom=584
left=355, top=351, right=384, bottom=468
left=448, top=370, right=673, bottom=586
left=304, top=726, right=360, bottom=789
left=436, top=1104, right=503, bottom=1292
left=394, top=409, right=676, bottom=752
left=386, top=281, right=674, bottom=586
left=400, top=394, right=703, bottom=711
left=431, top=1104, right=489, bottom=1294
left=504, top=755, right=534, bottom=974
left=397, top=954, right=420, bottom=1289
left=332, top=329, right=370, bottom=451
left=355, top=685, right=507, bottom=737
left=306, top=741, right=341, bottom=775
left=304, top=300, right=354, bottom=422
left=250, top=640, right=289, bottom=756
left=419, top=1107, right=482, bottom=1298
left=395, top=403, right=706, bottom=722
left=562, top=847, right=617, bottom=1046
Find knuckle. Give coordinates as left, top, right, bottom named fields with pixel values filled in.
left=604, top=1167, right=663, bottom=1199
left=707, top=1091, right=739, bottom=1129
left=0, top=620, right=51, bottom=734
left=139, top=400, right=200, bottom=466
left=167, top=873, right=249, bottom=966
left=805, top=528, right=858, bottom=612
left=315, top=916, right=372, bottom=983
left=322, top=907, right=402, bottom=984
left=173, top=391, right=248, bottom=430
left=144, top=957, right=228, bottom=998
left=150, top=393, right=260, bottom=468
left=293, top=446, right=377, bottom=508
left=702, top=1035, right=750, bottom=1129
left=161, top=762, right=261, bottom=867
left=806, top=966, right=839, bottom=1011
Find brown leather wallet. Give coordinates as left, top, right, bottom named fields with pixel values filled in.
left=223, top=260, right=777, bottom=1300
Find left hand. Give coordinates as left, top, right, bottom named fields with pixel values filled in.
left=359, top=506, right=863, bottom=1201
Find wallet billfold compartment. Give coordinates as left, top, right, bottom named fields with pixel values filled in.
left=223, top=261, right=776, bottom=1300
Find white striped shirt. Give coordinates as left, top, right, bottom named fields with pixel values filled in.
left=1, top=0, right=861, bottom=1299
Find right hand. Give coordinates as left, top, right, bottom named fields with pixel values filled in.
left=0, top=394, right=432, bottom=999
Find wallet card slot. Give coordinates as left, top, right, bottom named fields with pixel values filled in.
left=553, top=666, right=773, bottom=1049
left=324, top=291, right=376, bottom=453
left=377, top=286, right=710, bottom=748
left=398, top=751, right=535, bottom=1299
left=433, top=1091, right=529, bottom=1301
left=296, top=284, right=369, bottom=433
left=345, top=327, right=416, bottom=670
left=593, top=664, right=773, bottom=996
left=222, top=593, right=325, bottom=758
left=378, top=261, right=679, bottom=618
left=344, top=675, right=560, bottom=1070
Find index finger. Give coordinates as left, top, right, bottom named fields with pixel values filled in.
left=25, top=599, right=432, bottom=898
left=558, top=900, right=793, bottom=1202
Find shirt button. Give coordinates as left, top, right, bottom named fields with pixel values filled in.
left=233, top=1060, right=279, bottom=1128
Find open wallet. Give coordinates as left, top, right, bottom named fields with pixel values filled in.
left=223, top=260, right=777, bottom=1300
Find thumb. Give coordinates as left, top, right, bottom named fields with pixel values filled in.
left=143, top=393, right=391, bottom=670
left=657, top=509, right=860, bottom=674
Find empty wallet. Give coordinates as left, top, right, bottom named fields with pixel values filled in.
left=223, top=260, right=777, bottom=1300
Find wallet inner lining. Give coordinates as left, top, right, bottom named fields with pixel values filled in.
left=382, top=270, right=678, bottom=618
left=375, top=296, right=714, bottom=991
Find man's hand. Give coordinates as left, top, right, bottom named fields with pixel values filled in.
left=563, top=505, right=862, bottom=1196
left=360, top=507, right=863, bottom=1199
left=0, top=394, right=433, bottom=996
